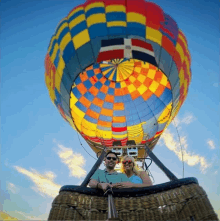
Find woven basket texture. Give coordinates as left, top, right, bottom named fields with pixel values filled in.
left=48, top=183, right=218, bottom=221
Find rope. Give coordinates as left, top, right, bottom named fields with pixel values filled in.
left=138, top=157, right=155, bottom=184
left=173, top=119, right=185, bottom=178
left=76, top=132, right=97, bottom=160
left=67, top=205, right=86, bottom=219
left=145, top=158, right=155, bottom=183
left=177, top=196, right=196, bottom=218
left=145, top=157, right=152, bottom=170
left=76, top=131, right=156, bottom=182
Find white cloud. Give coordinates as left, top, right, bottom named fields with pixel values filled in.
left=213, top=82, right=219, bottom=87
left=214, top=170, right=218, bottom=175
left=57, top=144, right=86, bottom=178
left=5, top=158, right=9, bottom=166
left=14, top=166, right=61, bottom=198
left=172, top=114, right=195, bottom=128
left=181, top=114, right=194, bottom=125
left=15, top=211, right=38, bottom=220
left=207, top=139, right=215, bottom=150
left=172, top=117, right=180, bottom=127
left=161, top=129, right=210, bottom=173
left=14, top=210, right=48, bottom=220
left=0, top=211, right=18, bottom=220
left=7, top=182, right=18, bottom=194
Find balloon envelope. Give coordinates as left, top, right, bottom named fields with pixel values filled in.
left=45, top=0, right=191, bottom=157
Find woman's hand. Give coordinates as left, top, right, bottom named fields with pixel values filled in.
left=112, top=183, right=123, bottom=188
left=120, top=182, right=134, bottom=188
left=112, top=182, right=134, bottom=188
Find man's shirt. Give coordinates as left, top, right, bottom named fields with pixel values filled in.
left=91, top=169, right=129, bottom=184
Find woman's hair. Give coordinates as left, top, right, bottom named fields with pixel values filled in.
left=120, top=155, right=143, bottom=176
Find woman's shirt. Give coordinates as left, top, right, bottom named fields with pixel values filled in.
left=128, top=174, right=143, bottom=184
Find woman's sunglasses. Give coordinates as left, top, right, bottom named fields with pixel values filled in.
left=106, top=157, right=117, bottom=161
left=122, top=160, right=132, bottom=165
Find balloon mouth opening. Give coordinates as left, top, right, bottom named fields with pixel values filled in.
left=70, top=59, right=172, bottom=148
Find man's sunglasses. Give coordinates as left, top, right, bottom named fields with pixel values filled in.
left=106, top=157, right=117, bottom=161
left=122, top=160, right=132, bottom=165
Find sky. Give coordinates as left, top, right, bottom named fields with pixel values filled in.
left=1, top=0, right=219, bottom=220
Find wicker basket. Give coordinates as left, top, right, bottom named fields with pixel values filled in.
left=48, top=178, right=218, bottom=221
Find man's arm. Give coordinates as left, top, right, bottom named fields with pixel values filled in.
left=88, top=169, right=100, bottom=188
left=88, top=179, right=99, bottom=188
left=89, top=179, right=112, bottom=191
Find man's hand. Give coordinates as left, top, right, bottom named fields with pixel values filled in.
left=98, top=183, right=112, bottom=191
left=88, top=179, right=113, bottom=192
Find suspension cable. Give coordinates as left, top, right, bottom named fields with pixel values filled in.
left=138, top=157, right=155, bottom=183
left=148, top=168, right=155, bottom=183
left=173, top=119, right=185, bottom=178
left=76, top=132, right=97, bottom=160
left=145, top=157, right=152, bottom=170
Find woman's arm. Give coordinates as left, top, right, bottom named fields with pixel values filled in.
left=112, top=172, right=153, bottom=188
left=114, top=181, right=151, bottom=188
left=119, top=172, right=153, bottom=188
left=139, top=171, right=153, bottom=186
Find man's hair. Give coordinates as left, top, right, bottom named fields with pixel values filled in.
left=105, top=151, right=119, bottom=159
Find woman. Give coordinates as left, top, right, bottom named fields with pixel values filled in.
left=115, top=155, right=152, bottom=188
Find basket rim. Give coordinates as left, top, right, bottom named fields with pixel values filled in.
left=60, top=177, right=198, bottom=197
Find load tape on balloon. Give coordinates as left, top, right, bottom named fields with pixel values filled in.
left=45, top=0, right=191, bottom=156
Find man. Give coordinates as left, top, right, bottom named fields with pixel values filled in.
left=89, top=151, right=132, bottom=191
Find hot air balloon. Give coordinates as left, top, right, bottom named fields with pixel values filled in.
left=46, top=0, right=218, bottom=220
left=45, top=0, right=191, bottom=159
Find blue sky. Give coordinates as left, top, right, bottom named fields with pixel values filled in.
left=1, top=0, right=219, bottom=219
